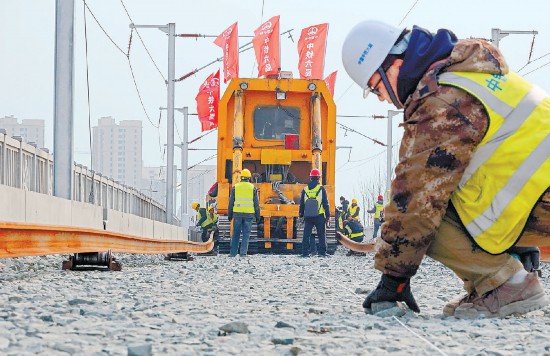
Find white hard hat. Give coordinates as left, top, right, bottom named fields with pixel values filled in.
left=342, top=20, right=404, bottom=91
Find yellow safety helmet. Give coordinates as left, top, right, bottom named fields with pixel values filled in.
left=241, top=169, right=252, bottom=178
left=191, top=202, right=199, bottom=210
left=352, top=198, right=357, bottom=204
left=208, top=206, right=214, bottom=211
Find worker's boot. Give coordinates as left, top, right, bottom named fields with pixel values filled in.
left=442, top=290, right=478, bottom=316
left=454, top=272, right=549, bottom=318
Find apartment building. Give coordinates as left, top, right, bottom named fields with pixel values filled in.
left=0, top=115, right=45, bottom=148
left=92, top=117, right=142, bottom=187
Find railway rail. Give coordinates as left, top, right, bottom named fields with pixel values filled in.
left=2, top=224, right=548, bottom=266
left=0, top=222, right=212, bottom=259
left=336, top=232, right=550, bottom=263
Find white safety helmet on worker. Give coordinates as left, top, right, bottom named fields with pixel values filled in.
left=342, top=20, right=404, bottom=95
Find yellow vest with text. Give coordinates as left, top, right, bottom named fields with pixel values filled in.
left=439, top=71, right=550, bottom=254
left=374, top=203, right=384, bottom=219
left=304, top=184, right=326, bottom=216
left=348, top=205, right=359, bottom=220
left=233, top=181, right=255, bottom=214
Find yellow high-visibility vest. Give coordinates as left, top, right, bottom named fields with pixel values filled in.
left=439, top=71, right=550, bottom=254
left=211, top=212, right=218, bottom=224
left=304, top=184, right=326, bottom=216
left=374, top=203, right=384, bottom=219
left=348, top=205, right=359, bottom=220
left=233, top=181, right=255, bottom=214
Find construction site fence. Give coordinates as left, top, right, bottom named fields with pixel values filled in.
left=0, top=131, right=176, bottom=224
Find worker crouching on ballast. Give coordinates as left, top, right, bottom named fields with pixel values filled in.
left=342, top=19, right=550, bottom=318
left=343, top=219, right=367, bottom=256
left=192, top=202, right=211, bottom=242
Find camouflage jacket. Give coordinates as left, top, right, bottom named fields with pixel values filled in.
left=375, top=39, right=550, bottom=278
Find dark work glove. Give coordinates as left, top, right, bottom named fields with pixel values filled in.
left=509, top=246, right=540, bottom=272
left=363, top=274, right=420, bottom=313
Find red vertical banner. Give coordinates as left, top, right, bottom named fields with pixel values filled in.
left=195, top=70, right=220, bottom=132
left=252, top=15, right=280, bottom=77
left=214, top=22, right=239, bottom=83
left=324, top=70, right=337, bottom=97
left=297, top=23, right=328, bottom=79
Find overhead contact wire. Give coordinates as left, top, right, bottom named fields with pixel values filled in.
left=83, top=0, right=95, bottom=203
left=119, top=0, right=167, bottom=83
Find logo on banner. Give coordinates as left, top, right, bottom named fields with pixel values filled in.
left=307, top=27, right=318, bottom=36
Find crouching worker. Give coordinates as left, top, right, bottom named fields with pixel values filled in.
left=204, top=206, right=220, bottom=254
left=343, top=219, right=367, bottom=256
left=342, top=19, right=550, bottom=318
left=192, top=202, right=211, bottom=242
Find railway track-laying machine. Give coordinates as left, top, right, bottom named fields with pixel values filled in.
left=211, top=73, right=338, bottom=254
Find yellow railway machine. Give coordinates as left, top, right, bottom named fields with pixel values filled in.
left=212, top=75, right=338, bottom=254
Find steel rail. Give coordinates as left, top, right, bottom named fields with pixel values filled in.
left=336, top=232, right=550, bottom=263
left=0, top=222, right=213, bottom=258
left=335, top=231, right=376, bottom=253
left=541, top=247, right=550, bottom=262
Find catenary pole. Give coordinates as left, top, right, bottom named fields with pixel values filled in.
left=166, top=23, right=176, bottom=224
left=181, top=107, right=189, bottom=230
left=130, top=23, right=176, bottom=224
left=53, top=0, right=74, bottom=199
left=161, top=107, right=189, bottom=230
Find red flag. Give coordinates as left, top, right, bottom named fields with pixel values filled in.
left=324, top=70, right=337, bottom=97
left=297, top=23, right=328, bottom=79
left=214, top=22, right=239, bottom=83
left=252, top=15, right=280, bottom=77
left=195, top=70, right=220, bottom=132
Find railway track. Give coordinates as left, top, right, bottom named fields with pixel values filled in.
left=336, top=232, right=550, bottom=263
left=2, top=221, right=548, bottom=264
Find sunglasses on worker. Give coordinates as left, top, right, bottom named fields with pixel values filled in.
left=363, top=77, right=382, bottom=98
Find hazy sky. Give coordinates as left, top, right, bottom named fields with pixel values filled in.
left=1, top=0, right=549, bottom=203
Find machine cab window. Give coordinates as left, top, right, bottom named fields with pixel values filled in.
left=253, top=105, right=300, bottom=140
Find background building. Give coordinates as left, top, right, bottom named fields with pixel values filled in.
left=92, top=117, right=142, bottom=187
left=0, top=115, right=45, bottom=148
left=142, top=164, right=216, bottom=221
left=141, top=166, right=169, bottom=204
left=187, top=165, right=216, bottom=207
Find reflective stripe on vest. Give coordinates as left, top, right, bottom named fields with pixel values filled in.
left=211, top=213, right=218, bottom=224
left=345, top=225, right=364, bottom=239
left=346, top=225, right=364, bottom=239
left=348, top=205, right=359, bottom=219
left=233, top=181, right=255, bottom=214
left=374, top=203, right=384, bottom=219
left=439, top=71, right=550, bottom=254
left=304, top=184, right=325, bottom=216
